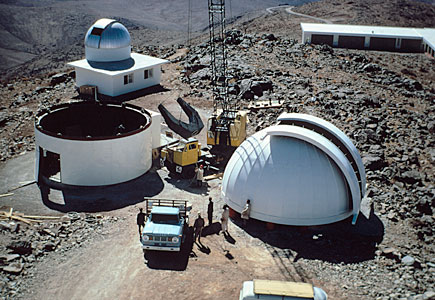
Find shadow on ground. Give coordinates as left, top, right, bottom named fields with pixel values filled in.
left=233, top=207, right=384, bottom=264
left=164, top=175, right=210, bottom=196
left=40, top=170, right=164, bottom=213
left=144, top=226, right=194, bottom=271
left=73, top=84, right=170, bottom=102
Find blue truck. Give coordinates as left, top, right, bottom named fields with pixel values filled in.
left=141, top=199, right=190, bottom=252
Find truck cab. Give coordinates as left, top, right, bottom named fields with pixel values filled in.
left=239, top=280, right=327, bottom=300
left=141, top=206, right=185, bottom=252
left=160, top=138, right=201, bottom=176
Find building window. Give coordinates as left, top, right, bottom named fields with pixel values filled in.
left=144, top=69, right=153, bottom=79
left=124, top=73, right=133, bottom=85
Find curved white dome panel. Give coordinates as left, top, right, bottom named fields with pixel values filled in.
left=222, top=124, right=363, bottom=226
left=277, top=113, right=366, bottom=197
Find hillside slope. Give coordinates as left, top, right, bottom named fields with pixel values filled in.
left=294, top=0, right=435, bottom=26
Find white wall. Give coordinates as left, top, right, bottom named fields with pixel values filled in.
left=35, top=128, right=152, bottom=186
left=147, top=110, right=162, bottom=149
left=75, top=65, right=162, bottom=97
left=112, top=66, right=162, bottom=97
left=74, top=68, right=114, bottom=96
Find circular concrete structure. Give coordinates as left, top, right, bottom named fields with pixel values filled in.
left=35, top=102, right=152, bottom=186
left=222, top=113, right=365, bottom=226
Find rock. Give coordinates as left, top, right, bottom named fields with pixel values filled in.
left=0, top=221, right=12, bottom=231
left=7, top=241, right=32, bottom=255
left=263, top=33, right=276, bottom=41
left=381, top=247, right=401, bottom=261
left=397, top=170, right=422, bottom=185
left=250, top=81, right=263, bottom=97
left=190, top=68, right=210, bottom=81
left=2, top=262, right=24, bottom=274
left=44, top=242, right=57, bottom=252
left=239, top=79, right=254, bottom=99
left=0, top=254, right=20, bottom=262
left=50, top=73, right=68, bottom=86
left=362, top=63, right=381, bottom=73
left=363, top=156, right=386, bottom=171
left=423, top=291, right=435, bottom=300
left=401, top=255, right=415, bottom=266
left=417, top=198, right=432, bottom=215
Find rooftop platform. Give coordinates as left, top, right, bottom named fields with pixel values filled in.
left=68, top=53, right=168, bottom=75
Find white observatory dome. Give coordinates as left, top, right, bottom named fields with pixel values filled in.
left=84, top=18, right=131, bottom=62
left=222, top=113, right=365, bottom=226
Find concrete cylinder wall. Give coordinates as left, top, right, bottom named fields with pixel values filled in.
left=35, top=128, right=152, bottom=186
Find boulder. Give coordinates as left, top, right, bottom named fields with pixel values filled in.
left=2, top=262, right=24, bottom=274
left=397, top=170, right=422, bottom=185
left=7, top=241, right=32, bottom=255
left=50, top=73, right=69, bottom=86
left=401, top=255, right=415, bottom=266
left=362, top=156, right=386, bottom=171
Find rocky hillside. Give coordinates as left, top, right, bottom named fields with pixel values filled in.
left=0, top=0, right=310, bottom=76
left=294, top=0, right=435, bottom=26
left=0, top=0, right=434, bottom=299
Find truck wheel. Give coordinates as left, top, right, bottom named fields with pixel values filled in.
left=181, top=164, right=195, bottom=179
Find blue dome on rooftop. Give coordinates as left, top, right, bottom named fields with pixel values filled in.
left=85, top=18, right=131, bottom=49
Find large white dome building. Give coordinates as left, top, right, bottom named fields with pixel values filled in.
left=68, top=18, right=168, bottom=98
left=222, top=113, right=366, bottom=226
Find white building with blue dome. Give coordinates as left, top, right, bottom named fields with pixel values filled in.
left=68, top=18, right=168, bottom=97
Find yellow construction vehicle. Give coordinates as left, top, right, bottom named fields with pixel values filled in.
left=207, top=110, right=248, bottom=148
left=160, top=137, right=216, bottom=177
left=160, top=138, right=201, bottom=176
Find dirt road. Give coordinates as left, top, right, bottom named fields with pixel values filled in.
left=18, top=203, right=336, bottom=300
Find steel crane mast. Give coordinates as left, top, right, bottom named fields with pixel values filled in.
left=208, top=0, right=236, bottom=135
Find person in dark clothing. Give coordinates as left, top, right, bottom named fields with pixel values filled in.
left=193, top=212, right=205, bottom=242
left=207, top=197, right=214, bottom=225
left=137, top=208, right=146, bottom=237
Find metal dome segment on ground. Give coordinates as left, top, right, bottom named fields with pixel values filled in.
left=222, top=125, right=362, bottom=226
left=277, top=112, right=366, bottom=198
left=265, top=125, right=361, bottom=224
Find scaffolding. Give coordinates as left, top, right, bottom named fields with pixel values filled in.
left=208, top=0, right=236, bottom=135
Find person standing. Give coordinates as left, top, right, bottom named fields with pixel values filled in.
left=241, top=199, right=251, bottom=227
left=207, top=197, right=214, bottom=225
left=195, top=165, right=204, bottom=187
left=194, top=212, right=205, bottom=242
left=137, top=208, right=146, bottom=237
left=221, top=205, right=229, bottom=234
